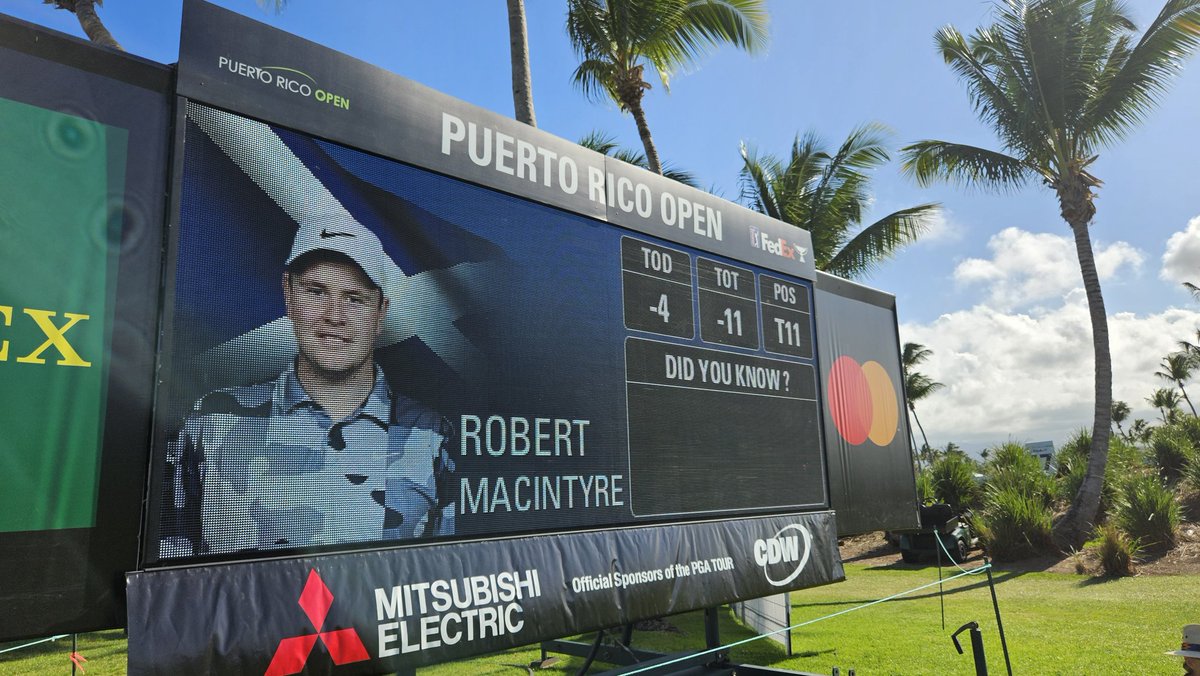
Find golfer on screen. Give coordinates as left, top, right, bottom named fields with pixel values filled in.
left=161, top=218, right=454, bottom=556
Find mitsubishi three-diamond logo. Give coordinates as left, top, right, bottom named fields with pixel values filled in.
left=265, top=570, right=370, bottom=676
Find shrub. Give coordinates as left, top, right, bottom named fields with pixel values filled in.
left=929, top=453, right=981, bottom=511
left=915, top=470, right=935, bottom=503
left=985, top=442, right=1054, bottom=508
left=1108, top=434, right=1145, bottom=471
left=1053, top=432, right=1135, bottom=517
left=1113, top=473, right=1180, bottom=551
left=1054, top=428, right=1091, bottom=480
left=1174, top=415, right=1200, bottom=451
left=975, top=485, right=1054, bottom=561
left=1085, top=523, right=1139, bottom=577
left=1149, top=425, right=1196, bottom=482
left=1054, top=429, right=1092, bottom=504
left=1185, top=453, right=1200, bottom=493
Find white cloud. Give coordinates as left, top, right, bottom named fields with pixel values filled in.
left=900, top=296, right=1200, bottom=450
left=953, top=227, right=1144, bottom=310
left=917, top=208, right=964, bottom=244
left=1161, top=215, right=1200, bottom=285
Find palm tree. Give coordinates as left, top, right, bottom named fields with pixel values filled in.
left=566, top=0, right=768, bottom=175
left=901, top=342, right=944, bottom=454
left=1180, top=282, right=1200, bottom=366
left=507, top=0, right=537, bottom=126
left=1156, top=352, right=1197, bottom=416
left=1129, top=418, right=1151, bottom=444
left=739, top=126, right=940, bottom=279
left=1148, top=387, right=1182, bottom=424
left=1110, top=399, right=1131, bottom=439
left=43, top=0, right=121, bottom=50
left=900, top=0, right=1200, bottom=546
left=1180, top=330, right=1200, bottom=366
left=579, top=130, right=700, bottom=188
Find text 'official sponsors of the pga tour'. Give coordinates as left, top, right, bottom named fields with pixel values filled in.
left=755, top=523, right=813, bottom=586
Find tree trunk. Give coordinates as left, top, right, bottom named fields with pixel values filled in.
left=71, top=0, right=123, bottom=50
left=908, top=424, right=922, bottom=474
left=1177, top=382, right=1197, bottom=417
left=624, top=93, right=662, bottom=175
left=908, top=403, right=932, bottom=455
left=1053, top=217, right=1112, bottom=547
left=505, top=0, right=536, bottom=127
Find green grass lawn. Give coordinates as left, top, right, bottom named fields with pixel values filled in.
left=2, top=561, right=1193, bottom=674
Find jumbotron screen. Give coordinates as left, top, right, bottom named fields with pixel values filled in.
left=147, top=102, right=824, bottom=563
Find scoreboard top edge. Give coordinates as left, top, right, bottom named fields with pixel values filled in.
left=174, top=0, right=816, bottom=281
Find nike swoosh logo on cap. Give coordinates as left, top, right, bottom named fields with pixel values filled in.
left=320, top=229, right=355, bottom=239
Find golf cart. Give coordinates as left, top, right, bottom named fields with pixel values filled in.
left=898, top=503, right=975, bottom=563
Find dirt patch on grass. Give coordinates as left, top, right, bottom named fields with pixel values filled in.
left=838, top=523, right=1200, bottom=576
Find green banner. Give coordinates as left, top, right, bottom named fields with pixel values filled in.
left=0, top=97, right=126, bottom=532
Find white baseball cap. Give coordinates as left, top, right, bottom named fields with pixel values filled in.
left=285, top=216, right=389, bottom=289
left=1167, top=624, right=1200, bottom=658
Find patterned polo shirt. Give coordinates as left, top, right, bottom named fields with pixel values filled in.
left=161, top=363, right=454, bottom=557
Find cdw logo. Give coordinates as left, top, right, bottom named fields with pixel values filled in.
left=0, top=306, right=91, bottom=367
left=266, top=570, right=369, bottom=676
left=753, top=524, right=812, bottom=587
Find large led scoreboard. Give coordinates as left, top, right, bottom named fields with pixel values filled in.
left=146, top=97, right=827, bottom=558
left=0, top=2, right=919, bottom=672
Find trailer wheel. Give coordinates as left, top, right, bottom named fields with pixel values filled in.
left=951, top=538, right=968, bottom=562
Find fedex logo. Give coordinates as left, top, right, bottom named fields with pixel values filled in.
left=749, top=227, right=806, bottom=262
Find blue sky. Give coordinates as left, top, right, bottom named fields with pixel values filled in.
left=4, top=0, right=1198, bottom=451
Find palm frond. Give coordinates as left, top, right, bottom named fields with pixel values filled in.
left=775, top=134, right=826, bottom=224
left=611, top=147, right=648, bottom=166
left=567, top=0, right=767, bottom=176
left=744, top=127, right=937, bottom=278
left=738, top=142, right=784, bottom=221
left=937, top=21, right=1035, bottom=159
left=825, top=122, right=891, bottom=174
left=905, top=371, right=945, bottom=403
left=822, top=202, right=940, bottom=278
left=1087, top=0, right=1200, bottom=145
left=660, top=163, right=701, bottom=188
left=902, top=342, right=935, bottom=371
left=570, top=58, right=622, bottom=105
left=577, top=129, right=621, bottom=155
left=900, top=140, right=1036, bottom=190
left=586, top=130, right=700, bottom=188
left=1156, top=351, right=1195, bottom=383
left=673, top=0, right=770, bottom=64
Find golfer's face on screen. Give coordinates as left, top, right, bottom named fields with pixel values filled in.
left=285, top=258, right=386, bottom=379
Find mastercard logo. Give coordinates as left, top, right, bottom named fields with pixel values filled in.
left=827, top=355, right=899, bottom=446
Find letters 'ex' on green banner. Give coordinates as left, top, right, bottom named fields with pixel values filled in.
left=0, top=96, right=126, bottom=532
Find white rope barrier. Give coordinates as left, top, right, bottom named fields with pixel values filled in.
left=624, top=562, right=993, bottom=675
left=0, top=634, right=69, bottom=655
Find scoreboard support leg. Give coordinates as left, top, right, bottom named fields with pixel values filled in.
left=704, top=606, right=722, bottom=651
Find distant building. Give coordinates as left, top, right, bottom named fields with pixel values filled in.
left=1025, top=440, right=1055, bottom=473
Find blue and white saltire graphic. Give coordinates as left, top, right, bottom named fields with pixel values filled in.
left=185, top=103, right=494, bottom=384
